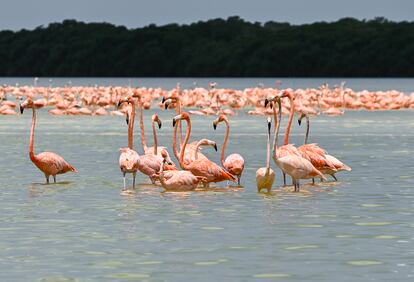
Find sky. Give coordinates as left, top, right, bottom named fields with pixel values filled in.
left=1, top=0, right=413, bottom=30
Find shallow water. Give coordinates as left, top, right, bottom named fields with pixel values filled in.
left=0, top=108, right=413, bottom=281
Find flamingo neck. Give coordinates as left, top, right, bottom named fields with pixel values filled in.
left=221, top=119, right=230, bottom=167
left=152, top=120, right=158, bottom=155
left=273, top=100, right=282, bottom=160
left=138, top=96, right=147, bottom=151
left=284, top=94, right=294, bottom=145
left=304, top=116, right=310, bottom=145
left=176, top=99, right=183, bottom=150
left=266, top=124, right=271, bottom=175
left=128, top=101, right=136, bottom=149
left=179, top=117, right=191, bottom=169
left=172, top=117, right=180, bottom=161
left=29, top=107, right=36, bottom=161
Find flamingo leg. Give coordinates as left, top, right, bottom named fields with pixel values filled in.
left=53, top=175, right=56, bottom=183
left=122, top=172, right=126, bottom=190
left=312, top=178, right=315, bottom=185
left=45, top=175, right=50, bottom=184
left=296, top=180, right=300, bottom=192
left=283, top=173, right=286, bottom=186
left=132, top=172, right=136, bottom=189
left=237, top=176, right=241, bottom=186
left=332, top=174, right=338, bottom=181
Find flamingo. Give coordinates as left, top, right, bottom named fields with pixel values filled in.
left=272, top=97, right=326, bottom=192
left=20, top=97, right=77, bottom=184
left=118, top=96, right=164, bottom=184
left=265, top=91, right=301, bottom=186
left=298, top=113, right=351, bottom=181
left=297, top=113, right=337, bottom=184
left=213, top=114, right=245, bottom=185
left=117, top=96, right=139, bottom=190
left=255, top=117, right=275, bottom=193
left=151, top=114, right=177, bottom=170
left=173, top=112, right=236, bottom=187
left=164, top=98, right=208, bottom=163
left=193, top=139, right=218, bottom=159
left=155, top=150, right=206, bottom=191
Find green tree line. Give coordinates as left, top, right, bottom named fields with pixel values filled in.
left=0, top=16, right=413, bottom=77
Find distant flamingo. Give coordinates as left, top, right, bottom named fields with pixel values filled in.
left=20, top=97, right=77, bottom=184
left=213, top=114, right=245, bottom=185
left=298, top=113, right=351, bottom=181
left=117, top=96, right=139, bottom=189
left=272, top=97, right=326, bottom=192
left=173, top=112, right=236, bottom=187
left=156, top=150, right=206, bottom=191
left=256, top=117, right=275, bottom=193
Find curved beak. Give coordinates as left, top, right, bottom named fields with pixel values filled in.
left=213, top=122, right=217, bottom=130
left=264, top=98, right=269, bottom=108
left=161, top=96, right=166, bottom=103
left=164, top=102, right=169, bottom=110
left=172, top=118, right=177, bottom=127
left=267, top=117, right=272, bottom=133
left=19, top=104, right=24, bottom=114
left=298, top=119, right=302, bottom=126
left=158, top=120, right=162, bottom=129
left=125, top=112, right=129, bottom=125
left=213, top=143, right=218, bottom=152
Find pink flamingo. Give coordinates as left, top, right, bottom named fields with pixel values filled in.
left=193, top=139, right=218, bottom=159
left=298, top=113, right=351, bottom=181
left=255, top=117, right=275, bottom=193
left=213, top=114, right=245, bottom=185
left=118, top=96, right=163, bottom=184
left=173, top=112, right=236, bottom=187
left=272, top=97, right=326, bottom=192
left=151, top=114, right=177, bottom=170
left=297, top=113, right=337, bottom=184
left=265, top=91, right=301, bottom=186
left=117, top=96, right=139, bottom=190
left=20, top=97, right=77, bottom=184
left=156, top=150, right=206, bottom=191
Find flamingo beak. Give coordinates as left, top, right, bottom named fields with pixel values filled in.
left=270, top=102, right=273, bottom=109
left=213, top=122, right=217, bottom=130
left=267, top=118, right=271, bottom=132
left=161, top=96, right=166, bottom=103
left=172, top=118, right=177, bottom=127
left=298, top=119, right=301, bottom=126
left=19, top=104, right=24, bottom=114
left=264, top=99, right=269, bottom=108
left=213, top=144, right=218, bottom=151
left=164, top=102, right=169, bottom=110
left=158, top=120, right=162, bottom=129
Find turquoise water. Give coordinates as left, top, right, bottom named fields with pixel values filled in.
left=0, top=106, right=413, bottom=281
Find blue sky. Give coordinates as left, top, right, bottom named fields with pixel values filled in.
left=1, top=0, right=412, bottom=30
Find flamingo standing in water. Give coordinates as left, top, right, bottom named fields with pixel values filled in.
left=272, top=97, right=326, bottom=192
left=173, top=112, right=236, bottom=187
left=117, top=96, right=139, bottom=190
left=256, top=117, right=275, bottom=193
left=298, top=113, right=351, bottom=181
left=213, top=114, right=245, bottom=185
left=265, top=90, right=301, bottom=186
left=20, top=97, right=77, bottom=184
left=156, top=150, right=206, bottom=191
left=296, top=113, right=337, bottom=184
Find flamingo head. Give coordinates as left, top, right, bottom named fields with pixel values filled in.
left=161, top=149, right=173, bottom=165
left=152, top=114, right=162, bottom=129
left=298, top=112, right=307, bottom=126
left=212, top=114, right=227, bottom=130
left=172, top=112, right=189, bottom=127
left=162, top=96, right=178, bottom=109
left=19, top=97, right=36, bottom=113
left=197, top=139, right=218, bottom=152
left=117, top=95, right=134, bottom=108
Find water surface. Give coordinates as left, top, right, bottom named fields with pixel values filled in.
left=0, top=104, right=413, bottom=281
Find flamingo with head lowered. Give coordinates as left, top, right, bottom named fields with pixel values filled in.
left=20, top=97, right=77, bottom=184
left=173, top=112, right=236, bottom=187
left=213, top=114, right=245, bottom=185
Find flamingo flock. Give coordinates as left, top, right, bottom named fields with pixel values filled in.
left=8, top=81, right=356, bottom=193
left=1, top=83, right=414, bottom=117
